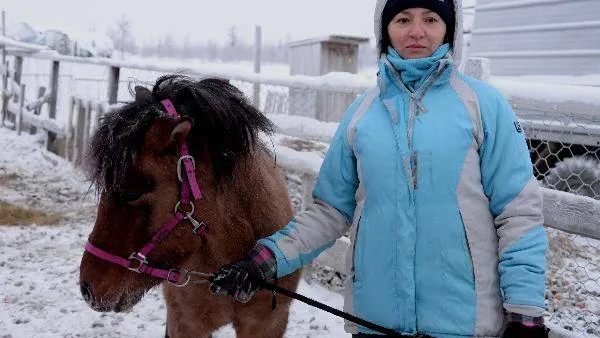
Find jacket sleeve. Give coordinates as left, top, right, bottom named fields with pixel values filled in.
left=257, top=93, right=366, bottom=278
left=479, top=86, right=548, bottom=317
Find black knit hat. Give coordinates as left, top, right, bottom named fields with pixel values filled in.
left=381, top=0, right=455, bottom=51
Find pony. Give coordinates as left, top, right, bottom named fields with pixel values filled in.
left=79, top=74, right=301, bottom=338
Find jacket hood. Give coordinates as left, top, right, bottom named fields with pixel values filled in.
left=374, top=0, right=463, bottom=64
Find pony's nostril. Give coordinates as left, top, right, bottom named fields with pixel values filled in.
left=80, top=282, right=93, bottom=303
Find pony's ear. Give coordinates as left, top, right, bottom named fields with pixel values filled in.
left=134, top=86, right=153, bottom=103
left=170, top=119, right=193, bottom=146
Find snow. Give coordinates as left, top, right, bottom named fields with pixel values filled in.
left=0, top=35, right=48, bottom=52
left=497, top=75, right=600, bottom=88
left=490, top=78, right=600, bottom=110
left=0, top=128, right=348, bottom=338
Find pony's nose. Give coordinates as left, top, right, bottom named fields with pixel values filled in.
left=80, top=281, right=93, bottom=303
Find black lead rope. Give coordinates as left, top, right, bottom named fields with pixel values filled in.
left=259, top=280, right=410, bottom=337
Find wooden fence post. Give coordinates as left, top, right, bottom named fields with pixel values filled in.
left=65, top=97, right=76, bottom=161
left=253, top=25, right=262, bottom=109
left=47, top=60, right=60, bottom=151
left=107, top=66, right=120, bottom=104
left=83, top=100, right=92, bottom=152
left=464, top=57, right=491, bottom=82
left=29, top=86, right=46, bottom=134
left=1, top=60, right=8, bottom=127
left=73, top=99, right=86, bottom=166
left=96, top=103, right=105, bottom=124
left=16, top=83, right=25, bottom=135
left=1, top=11, right=6, bottom=65
left=12, top=56, right=23, bottom=103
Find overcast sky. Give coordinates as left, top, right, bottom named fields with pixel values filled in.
left=2, top=0, right=475, bottom=45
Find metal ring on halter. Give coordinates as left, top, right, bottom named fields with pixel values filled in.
left=168, top=269, right=191, bottom=287
left=127, top=252, right=148, bottom=273
left=174, top=201, right=195, bottom=215
left=177, top=155, right=196, bottom=182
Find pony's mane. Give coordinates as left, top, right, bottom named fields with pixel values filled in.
left=86, top=74, right=274, bottom=193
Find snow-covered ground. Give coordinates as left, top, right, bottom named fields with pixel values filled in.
left=1, top=122, right=600, bottom=337
left=0, top=129, right=346, bottom=338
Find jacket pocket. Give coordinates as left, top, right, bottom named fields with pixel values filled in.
left=350, top=216, right=363, bottom=283
left=458, top=209, right=476, bottom=283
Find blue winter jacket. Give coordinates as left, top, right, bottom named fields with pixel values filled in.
left=258, top=48, right=547, bottom=337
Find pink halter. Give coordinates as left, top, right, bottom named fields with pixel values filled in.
left=84, top=99, right=207, bottom=285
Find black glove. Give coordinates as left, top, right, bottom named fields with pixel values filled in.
left=503, top=322, right=549, bottom=338
left=209, top=259, right=266, bottom=303
left=209, top=244, right=277, bottom=303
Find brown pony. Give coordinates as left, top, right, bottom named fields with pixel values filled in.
left=79, top=75, right=301, bottom=338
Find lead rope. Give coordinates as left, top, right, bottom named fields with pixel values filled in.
left=258, top=280, right=414, bottom=337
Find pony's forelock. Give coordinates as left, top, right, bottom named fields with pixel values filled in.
left=85, top=74, right=274, bottom=193
left=86, top=102, right=163, bottom=194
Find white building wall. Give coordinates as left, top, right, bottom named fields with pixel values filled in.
left=470, top=0, right=600, bottom=76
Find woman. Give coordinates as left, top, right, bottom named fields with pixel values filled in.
left=210, top=0, right=549, bottom=337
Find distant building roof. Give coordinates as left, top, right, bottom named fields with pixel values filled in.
left=288, top=35, right=370, bottom=48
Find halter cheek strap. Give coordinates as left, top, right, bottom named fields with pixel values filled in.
left=161, top=99, right=203, bottom=201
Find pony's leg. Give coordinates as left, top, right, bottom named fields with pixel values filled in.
left=233, top=293, right=291, bottom=338
left=164, top=286, right=231, bottom=338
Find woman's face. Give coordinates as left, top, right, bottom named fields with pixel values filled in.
left=387, top=7, right=447, bottom=59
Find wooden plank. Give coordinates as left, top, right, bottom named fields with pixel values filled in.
left=1, top=60, right=8, bottom=126
left=12, top=56, right=23, bottom=103
left=73, top=99, right=86, bottom=166
left=83, top=100, right=92, bottom=153
left=29, top=86, right=46, bottom=134
left=18, top=110, right=67, bottom=136
left=46, top=60, right=60, bottom=151
left=65, top=97, right=76, bottom=161
left=542, top=187, right=600, bottom=240
left=107, top=66, right=120, bottom=104
left=253, top=25, right=262, bottom=109
left=16, top=84, right=25, bottom=135
left=1, top=11, right=5, bottom=65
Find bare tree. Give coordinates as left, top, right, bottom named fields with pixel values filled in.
left=107, top=15, right=136, bottom=59
left=227, top=25, right=237, bottom=47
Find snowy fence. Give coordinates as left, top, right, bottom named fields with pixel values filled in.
left=2, top=38, right=600, bottom=336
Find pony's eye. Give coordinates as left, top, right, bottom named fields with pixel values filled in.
left=118, top=178, right=153, bottom=203
left=120, top=191, right=143, bottom=203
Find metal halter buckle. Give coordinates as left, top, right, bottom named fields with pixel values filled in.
left=174, top=201, right=195, bottom=215
left=177, top=155, right=196, bottom=182
left=168, top=269, right=191, bottom=287
left=127, top=253, right=148, bottom=273
left=186, top=213, right=208, bottom=236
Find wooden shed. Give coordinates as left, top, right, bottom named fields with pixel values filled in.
left=469, top=0, right=600, bottom=76
left=287, top=35, right=369, bottom=122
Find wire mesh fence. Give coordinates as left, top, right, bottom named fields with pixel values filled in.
left=525, top=113, right=600, bottom=201
left=521, top=112, right=600, bottom=334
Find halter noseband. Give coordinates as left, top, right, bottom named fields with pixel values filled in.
left=84, top=99, right=208, bottom=286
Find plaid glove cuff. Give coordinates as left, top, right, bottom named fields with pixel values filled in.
left=248, top=243, right=277, bottom=281
left=506, top=312, right=545, bottom=327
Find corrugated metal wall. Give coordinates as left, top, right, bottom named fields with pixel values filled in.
left=470, top=0, right=600, bottom=76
